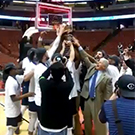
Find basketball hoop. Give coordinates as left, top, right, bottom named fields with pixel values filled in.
left=35, top=2, right=72, bottom=30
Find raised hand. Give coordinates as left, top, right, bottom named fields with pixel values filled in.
left=73, top=36, right=80, bottom=47
left=58, top=23, right=66, bottom=36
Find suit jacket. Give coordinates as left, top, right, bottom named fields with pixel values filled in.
left=79, top=48, right=113, bottom=110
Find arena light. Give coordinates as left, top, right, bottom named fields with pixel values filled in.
left=25, top=1, right=36, bottom=4
left=70, top=14, right=135, bottom=22
left=0, top=15, right=30, bottom=21
left=0, top=14, right=135, bottom=22
left=13, top=0, right=25, bottom=4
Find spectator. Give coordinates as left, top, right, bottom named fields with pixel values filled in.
left=4, top=63, right=34, bottom=135
left=99, top=75, right=135, bottom=135
left=123, top=48, right=135, bottom=76
left=94, top=50, right=108, bottom=61
left=108, top=55, right=120, bottom=70
left=120, top=61, right=133, bottom=76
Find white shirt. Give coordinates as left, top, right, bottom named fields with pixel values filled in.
left=22, top=57, right=30, bottom=69
left=66, top=60, right=81, bottom=99
left=40, top=123, right=67, bottom=133
left=120, top=67, right=133, bottom=76
left=24, top=62, right=36, bottom=102
left=34, top=63, right=47, bottom=106
left=5, top=75, right=24, bottom=118
left=106, top=65, right=120, bottom=91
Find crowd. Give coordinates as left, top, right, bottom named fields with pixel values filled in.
left=2, top=23, right=135, bottom=135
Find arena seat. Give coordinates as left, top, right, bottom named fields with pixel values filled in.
left=0, top=28, right=134, bottom=59
left=0, top=52, right=17, bottom=67
left=102, top=29, right=135, bottom=55
left=32, top=30, right=110, bottom=53
left=0, top=29, right=22, bottom=57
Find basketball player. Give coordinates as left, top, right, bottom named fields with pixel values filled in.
left=34, top=24, right=66, bottom=121
left=23, top=48, right=38, bottom=135
left=4, top=63, right=34, bottom=135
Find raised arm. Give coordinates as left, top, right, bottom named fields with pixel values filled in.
left=47, top=24, right=66, bottom=59
left=73, top=37, right=93, bottom=68
left=60, top=40, right=66, bottom=56
left=37, top=31, right=47, bottom=47
left=69, top=42, right=75, bottom=62
left=85, top=52, right=98, bottom=64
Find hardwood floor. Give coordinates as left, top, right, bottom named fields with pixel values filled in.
left=0, top=95, right=29, bottom=135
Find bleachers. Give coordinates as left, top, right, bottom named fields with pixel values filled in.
left=0, top=28, right=134, bottom=66
left=0, top=52, right=17, bottom=67
left=102, top=29, right=135, bottom=55
left=0, top=29, right=22, bottom=58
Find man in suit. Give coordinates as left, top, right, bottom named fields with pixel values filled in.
left=74, top=39, right=113, bottom=135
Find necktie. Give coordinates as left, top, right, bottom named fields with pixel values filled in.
left=89, top=70, right=98, bottom=98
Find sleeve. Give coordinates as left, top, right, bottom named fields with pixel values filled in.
left=98, top=104, right=107, bottom=123
left=104, top=78, right=113, bottom=100
left=47, top=35, right=61, bottom=59
left=78, top=46, right=93, bottom=69
left=40, top=66, right=51, bottom=80
left=24, top=65, right=31, bottom=76
left=15, top=75, right=24, bottom=84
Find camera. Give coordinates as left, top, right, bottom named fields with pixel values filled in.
left=118, top=43, right=124, bottom=55
left=55, top=56, right=67, bottom=65
left=128, top=44, right=135, bottom=52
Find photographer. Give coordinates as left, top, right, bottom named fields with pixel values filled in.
left=99, top=75, right=135, bottom=135
left=38, top=62, right=74, bottom=135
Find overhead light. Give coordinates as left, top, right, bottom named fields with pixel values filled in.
left=0, top=14, right=135, bottom=22
left=25, top=1, right=36, bottom=4
left=100, top=5, right=104, bottom=9
left=13, top=1, right=25, bottom=4
left=65, top=2, right=87, bottom=4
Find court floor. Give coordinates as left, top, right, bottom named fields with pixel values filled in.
left=0, top=95, right=29, bottom=135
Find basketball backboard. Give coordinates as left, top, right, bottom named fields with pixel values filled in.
left=35, top=2, right=72, bottom=30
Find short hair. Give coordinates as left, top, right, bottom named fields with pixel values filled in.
left=100, top=58, right=109, bottom=69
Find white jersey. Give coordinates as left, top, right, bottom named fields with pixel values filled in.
left=24, top=62, right=36, bottom=102
left=5, top=75, right=24, bottom=118
left=22, top=57, right=30, bottom=69
left=34, top=63, right=47, bottom=106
